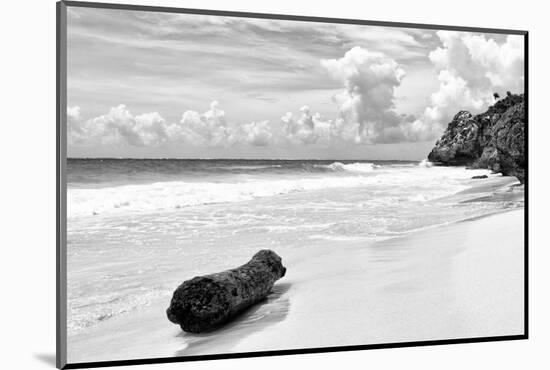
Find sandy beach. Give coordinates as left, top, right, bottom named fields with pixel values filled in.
left=67, top=207, right=524, bottom=364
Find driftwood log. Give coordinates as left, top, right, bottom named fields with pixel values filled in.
left=166, top=250, right=286, bottom=333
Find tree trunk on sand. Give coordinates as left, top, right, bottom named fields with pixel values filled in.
left=166, top=250, right=286, bottom=333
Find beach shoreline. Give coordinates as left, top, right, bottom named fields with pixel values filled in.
left=67, top=205, right=524, bottom=364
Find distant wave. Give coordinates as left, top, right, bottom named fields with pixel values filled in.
left=319, top=162, right=377, bottom=173
left=222, top=165, right=282, bottom=170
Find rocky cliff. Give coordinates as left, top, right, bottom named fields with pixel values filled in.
left=428, top=93, right=525, bottom=184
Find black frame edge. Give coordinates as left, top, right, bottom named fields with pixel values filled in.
left=523, top=32, right=529, bottom=339
left=57, top=1, right=68, bottom=369
left=57, top=1, right=529, bottom=369
left=63, top=335, right=528, bottom=369
left=62, top=0, right=528, bottom=35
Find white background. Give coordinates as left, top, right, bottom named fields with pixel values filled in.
left=0, top=0, right=547, bottom=369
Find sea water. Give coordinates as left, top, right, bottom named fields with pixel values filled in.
left=66, top=158, right=523, bottom=335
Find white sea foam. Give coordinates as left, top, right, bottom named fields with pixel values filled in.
left=324, top=162, right=377, bottom=173
left=68, top=287, right=171, bottom=335
left=67, top=165, right=494, bottom=218
left=68, top=175, right=377, bottom=218
left=418, top=159, right=434, bottom=167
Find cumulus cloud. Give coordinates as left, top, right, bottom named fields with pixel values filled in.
left=67, top=106, right=86, bottom=144
left=281, top=106, right=332, bottom=145
left=68, top=105, right=169, bottom=147
left=67, top=106, right=81, bottom=122
left=168, top=101, right=274, bottom=147
left=67, top=105, right=106, bottom=145
left=289, top=34, right=523, bottom=145
left=68, top=101, right=275, bottom=148
left=131, top=112, right=169, bottom=146
left=319, top=46, right=409, bottom=144
left=239, top=120, right=273, bottom=146
left=408, top=32, right=525, bottom=140
left=166, top=101, right=237, bottom=146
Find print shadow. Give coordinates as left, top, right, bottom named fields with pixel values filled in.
left=33, top=353, right=56, bottom=366
left=175, top=282, right=291, bottom=356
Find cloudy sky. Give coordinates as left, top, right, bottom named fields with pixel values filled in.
left=66, top=7, right=524, bottom=159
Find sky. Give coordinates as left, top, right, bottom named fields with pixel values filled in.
left=66, top=7, right=525, bottom=159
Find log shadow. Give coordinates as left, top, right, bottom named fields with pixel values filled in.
left=175, top=282, right=291, bottom=356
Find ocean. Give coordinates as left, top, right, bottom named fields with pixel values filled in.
left=66, top=158, right=523, bottom=336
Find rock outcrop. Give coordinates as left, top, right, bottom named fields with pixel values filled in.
left=428, top=93, right=525, bottom=184
left=166, top=250, right=286, bottom=333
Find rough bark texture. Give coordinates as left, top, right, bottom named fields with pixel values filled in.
left=428, top=93, right=525, bottom=184
left=166, top=250, right=286, bottom=333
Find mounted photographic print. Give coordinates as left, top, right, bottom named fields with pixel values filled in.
left=56, top=1, right=528, bottom=368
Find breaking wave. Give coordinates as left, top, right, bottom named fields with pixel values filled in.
left=68, top=162, right=496, bottom=218
left=68, top=175, right=380, bottom=218
left=418, top=159, right=434, bottom=168
left=321, top=162, right=377, bottom=173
